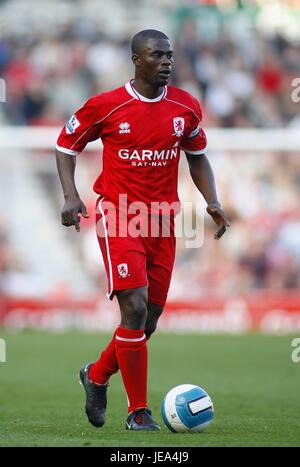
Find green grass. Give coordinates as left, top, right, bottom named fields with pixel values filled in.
left=0, top=331, right=300, bottom=446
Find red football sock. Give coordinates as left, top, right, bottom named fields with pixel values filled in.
left=88, top=330, right=152, bottom=386
left=88, top=330, right=119, bottom=385
left=115, top=327, right=148, bottom=413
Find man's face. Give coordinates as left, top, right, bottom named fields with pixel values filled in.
left=133, top=38, right=174, bottom=87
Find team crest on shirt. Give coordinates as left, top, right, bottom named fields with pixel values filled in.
left=66, top=114, right=80, bottom=134
left=117, top=263, right=129, bottom=278
left=172, top=117, right=185, bottom=137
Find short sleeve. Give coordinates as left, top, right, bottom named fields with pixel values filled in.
left=181, top=99, right=207, bottom=156
left=56, top=97, right=102, bottom=156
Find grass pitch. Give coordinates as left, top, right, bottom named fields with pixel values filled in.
left=0, top=331, right=299, bottom=447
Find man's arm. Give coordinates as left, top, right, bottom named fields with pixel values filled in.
left=186, top=153, right=230, bottom=239
left=55, top=150, right=89, bottom=232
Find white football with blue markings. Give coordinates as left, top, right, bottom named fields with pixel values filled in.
left=161, top=384, right=214, bottom=433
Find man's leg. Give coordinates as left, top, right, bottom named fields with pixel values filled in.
left=114, top=286, right=149, bottom=414
left=88, top=330, right=119, bottom=385
left=82, top=199, right=159, bottom=428
left=80, top=295, right=163, bottom=429
left=113, top=287, right=161, bottom=430
left=88, top=301, right=163, bottom=385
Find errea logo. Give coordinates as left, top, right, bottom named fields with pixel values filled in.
left=119, top=122, right=131, bottom=134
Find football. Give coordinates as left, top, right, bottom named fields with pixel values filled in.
left=161, top=384, right=214, bottom=433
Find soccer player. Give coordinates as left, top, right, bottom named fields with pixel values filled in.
left=55, top=29, right=230, bottom=431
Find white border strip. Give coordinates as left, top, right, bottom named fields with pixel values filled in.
left=188, top=124, right=201, bottom=139
left=182, top=146, right=207, bottom=155
left=125, top=80, right=167, bottom=102
left=98, top=197, right=114, bottom=299
left=115, top=334, right=146, bottom=342
left=55, top=144, right=79, bottom=156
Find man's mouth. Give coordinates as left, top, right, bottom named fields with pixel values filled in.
left=158, top=69, right=171, bottom=77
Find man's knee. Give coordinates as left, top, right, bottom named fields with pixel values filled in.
left=116, top=287, right=148, bottom=329
left=145, top=324, right=157, bottom=340
left=145, top=303, right=163, bottom=339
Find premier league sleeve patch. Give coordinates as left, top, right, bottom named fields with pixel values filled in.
left=66, top=114, right=80, bottom=134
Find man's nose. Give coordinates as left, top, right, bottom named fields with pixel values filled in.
left=161, top=55, right=172, bottom=67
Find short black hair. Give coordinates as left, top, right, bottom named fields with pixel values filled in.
left=131, top=29, right=169, bottom=55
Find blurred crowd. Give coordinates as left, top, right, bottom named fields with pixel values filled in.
left=0, top=13, right=299, bottom=128
left=174, top=20, right=300, bottom=128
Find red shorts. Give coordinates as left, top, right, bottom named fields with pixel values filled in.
left=95, top=197, right=176, bottom=307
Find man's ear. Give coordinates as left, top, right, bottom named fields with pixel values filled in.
left=132, top=54, right=140, bottom=67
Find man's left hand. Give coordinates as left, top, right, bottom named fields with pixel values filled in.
left=206, top=203, right=230, bottom=240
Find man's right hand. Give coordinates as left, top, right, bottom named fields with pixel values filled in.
left=61, top=197, right=89, bottom=232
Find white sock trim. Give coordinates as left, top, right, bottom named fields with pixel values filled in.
left=115, top=334, right=146, bottom=342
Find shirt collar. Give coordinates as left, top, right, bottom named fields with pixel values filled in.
left=125, top=80, right=167, bottom=102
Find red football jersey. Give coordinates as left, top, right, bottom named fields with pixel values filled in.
left=56, top=80, right=207, bottom=213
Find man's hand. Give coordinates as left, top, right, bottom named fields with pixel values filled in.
left=61, top=197, right=89, bottom=232
left=206, top=203, right=230, bottom=240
